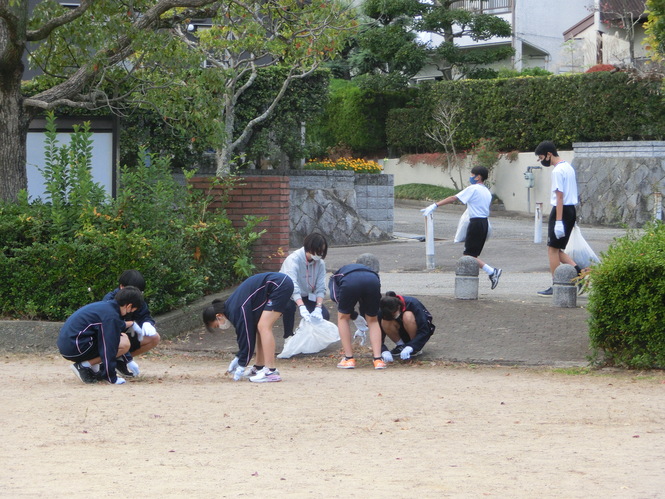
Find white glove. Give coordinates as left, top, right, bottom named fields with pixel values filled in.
left=421, top=203, right=438, bottom=217
left=227, top=356, right=240, bottom=373
left=400, top=346, right=414, bottom=360
left=299, top=305, right=311, bottom=321
left=233, top=365, right=245, bottom=381
left=353, top=330, right=366, bottom=346
left=311, top=307, right=323, bottom=323
left=353, top=315, right=368, bottom=332
left=142, top=322, right=157, bottom=337
left=131, top=322, right=144, bottom=342
left=381, top=350, right=394, bottom=363
left=554, top=220, right=565, bottom=239
left=114, top=376, right=126, bottom=385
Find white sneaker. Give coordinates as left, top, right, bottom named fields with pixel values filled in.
left=249, top=367, right=282, bottom=383
left=242, top=366, right=259, bottom=378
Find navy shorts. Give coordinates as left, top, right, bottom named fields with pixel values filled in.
left=547, top=205, right=576, bottom=249
left=331, top=271, right=381, bottom=317
left=262, top=277, right=294, bottom=314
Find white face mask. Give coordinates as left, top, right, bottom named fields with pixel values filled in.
left=393, top=312, right=401, bottom=320
left=217, top=315, right=231, bottom=330
left=310, top=254, right=322, bottom=261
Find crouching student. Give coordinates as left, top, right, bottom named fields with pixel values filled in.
left=329, top=260, right=385, bottom=370
left=202, top=272, right=293, bottom=383
left=104, top=270, right=160, bottom=378
left=280, top=233, right=330, bottom=338
left=57, top=286, right=144, bottom=385
left=378, top=291, right=435, bottom=362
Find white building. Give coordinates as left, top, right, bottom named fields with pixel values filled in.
left=563, top=0, right=649, bottom=71
left=413, top=0, right=595, bottom=81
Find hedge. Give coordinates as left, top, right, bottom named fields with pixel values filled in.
left=387, top=71, right=665, bottom=154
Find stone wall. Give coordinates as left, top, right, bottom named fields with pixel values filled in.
left=287, top=170, right=393, bottom=247
left=574, top=141, right=665, bottom=227
left=190, top=170, right=394, bottom=265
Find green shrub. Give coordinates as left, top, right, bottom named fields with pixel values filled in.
left=0, top=114, right=262, bottom=321
left=387, top=71, right=665, bottom=153
left=587, top=222, right=665, bottom=368
left=394, top=184, right=457, bottom=201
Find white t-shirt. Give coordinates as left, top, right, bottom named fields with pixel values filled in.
left=455, top=183, right=492, bottom=218
left=550, top=160, right=579, bottom=206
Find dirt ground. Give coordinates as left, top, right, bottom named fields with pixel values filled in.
left=2, top=347, right=664, bottom=498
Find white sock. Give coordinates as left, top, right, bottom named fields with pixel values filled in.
left=482, top=264, right=495, bottom=275
left=395, top=339, right=405, bottom=346
left=90, top=364, right=100, bottom=373
left=81, top=360, right=91, bottom=368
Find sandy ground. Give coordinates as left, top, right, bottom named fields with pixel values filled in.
left=2, top=350, right=664, bottom=498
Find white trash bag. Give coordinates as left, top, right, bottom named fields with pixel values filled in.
left=277, top=319, right=340, bottom=359
left=454, top=208, right=492, bottom=242
left=565, top=224, right=600, bottom=269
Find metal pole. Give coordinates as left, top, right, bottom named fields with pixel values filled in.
left=534, top=202, right=543, bottom=244
left=654, top=192, right=662, bottom=221
left=425, top=213, right=435, bottom=269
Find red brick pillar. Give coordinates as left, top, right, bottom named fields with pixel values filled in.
left=189, top=175, right=290, bottom=271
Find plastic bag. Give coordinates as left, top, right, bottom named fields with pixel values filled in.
left=564, top=224, right=600, bottom=269
left=454, top=209, right=470, bottom=243
left=277, top=319, right=340, bottom=358
left=454, top=209, right=492, bottom=242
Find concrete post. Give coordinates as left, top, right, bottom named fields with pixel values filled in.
left=552, top=264, right=577, bottom=308
left=455, top=256, right=479, bottom=300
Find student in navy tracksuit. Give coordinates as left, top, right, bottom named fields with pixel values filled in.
left=328, top=263, right=385, bottom=370
left=57, top=286, right=144, bottom=385
left=377, top=291, right=435, bottom=362
left=202, top=272, right=293, bottom=383
left=103, top=270, right=160, bottom=378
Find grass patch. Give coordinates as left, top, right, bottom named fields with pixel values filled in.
left=394, top=183, right=457, bottom=202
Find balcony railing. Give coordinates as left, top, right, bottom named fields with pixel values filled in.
left=450, top=0, right=512, bottom=13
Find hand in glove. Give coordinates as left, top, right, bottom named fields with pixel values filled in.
left=554, top=220, right=565, bottom=239
left=114, top=376, right=126, bottom=385
left=227, top=356, right=240, bottom=373
left=142, top=322, right=157, bottom=337
left=131, top=322, right=144, bottom=342
left=400, top=346, right=414, bottom=360
left=299, top=305, right=311, bottom=321
left=310, top=307, right=323, bottom=323
left=421, top=203, right=438, bottom=217
left=381, top=350, right=394, bottom=363
left=353, top=330, right=366, bottom=346
left=233, top=365, right=245, bottom=381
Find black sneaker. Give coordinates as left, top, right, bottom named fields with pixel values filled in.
left=390, top=344, right=405, bottom=355
left=537, top=287, right=553, bottom=296
left=489, top=268, right=502, bottom=290
left=71, top=363, right=98, bottom=384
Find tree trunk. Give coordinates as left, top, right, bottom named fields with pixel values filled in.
left=215, top=94, right=235, bottom=177
left=0, top=55, right=31, bottom=203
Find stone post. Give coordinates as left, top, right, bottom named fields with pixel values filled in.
left=552, top=264, right=577, bottom=308
left=455, top=256, right=479, bottom=300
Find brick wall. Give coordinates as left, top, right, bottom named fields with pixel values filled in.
left=189, top=175, right=290, bottom=271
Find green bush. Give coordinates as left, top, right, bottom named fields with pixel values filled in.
left=308, top=79, right=416, bottom=156
left=587, top=222, right=665, bottom=368
left=387, top=71, right=665, bottom=154
left=0, top=114, right=262, bottom=321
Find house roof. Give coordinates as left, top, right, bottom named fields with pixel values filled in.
left=564, top=13, right=594, bottom=40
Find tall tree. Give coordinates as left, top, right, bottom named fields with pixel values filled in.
left=645, top=0, right=665, bottom=60
left=152, top=0, right=357, bottom=175
left=0, top=0, right=221, bottom=203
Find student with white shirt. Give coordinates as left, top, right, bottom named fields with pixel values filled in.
left=421, top=165, right=502, bottom=290
left=534, top=140, right=583, bottom=296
